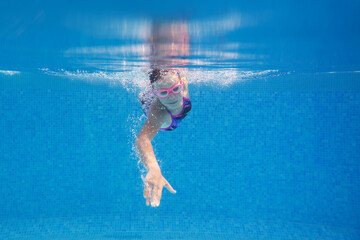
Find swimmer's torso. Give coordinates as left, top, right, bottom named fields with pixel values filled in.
left=159, top=90, right=190, bottom=129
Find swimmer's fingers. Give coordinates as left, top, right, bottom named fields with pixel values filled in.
left=164, top=178, right=176, bottom=194
left=144, top=182, right=152, bottom=206
left=151, top=186, right=162, bottom=207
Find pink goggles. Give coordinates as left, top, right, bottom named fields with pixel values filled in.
left=153, top=80, right=183, bottom=98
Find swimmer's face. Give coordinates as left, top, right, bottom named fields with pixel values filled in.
left=152, top=73, right=183, bottom=108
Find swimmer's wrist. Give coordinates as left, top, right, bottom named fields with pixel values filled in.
left=141, top=153, right=160, bottom=172
left=147, top=163, right=161, bottom=172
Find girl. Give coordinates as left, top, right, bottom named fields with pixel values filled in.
left=135, top=68, right=191, bottom=207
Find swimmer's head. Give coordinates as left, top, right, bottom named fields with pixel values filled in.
left=149, top=68, right=180, bottom=84
left=149, top=68, right=183, bottom=109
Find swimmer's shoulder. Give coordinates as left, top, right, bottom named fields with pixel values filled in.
left=138, top=99, right=168, bottom=140
left=148, top=98, right=168, bottom=123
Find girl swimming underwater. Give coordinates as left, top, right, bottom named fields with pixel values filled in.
left=135, top=68, right=191, bottom=207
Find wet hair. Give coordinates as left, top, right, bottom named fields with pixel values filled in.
left=149, top=68, right=181, bottom=85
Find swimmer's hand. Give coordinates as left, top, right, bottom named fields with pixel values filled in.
left=143, top=169, right=176, bottom=207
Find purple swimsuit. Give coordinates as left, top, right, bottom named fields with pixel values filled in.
left=159, top=97, right=192, bottom=131
left=140, top=95, right=192, bottom=131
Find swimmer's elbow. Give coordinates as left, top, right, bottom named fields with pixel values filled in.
left=135, top=135, right=144, bottom=144
left=136, top=124, right=159, bottom=143
left=135, top=135, right=150, bottom=145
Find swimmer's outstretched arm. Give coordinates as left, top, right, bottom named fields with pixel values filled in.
left=135, top=134, right=161, bottom=172
left=135, top=101, right=176, bottom=207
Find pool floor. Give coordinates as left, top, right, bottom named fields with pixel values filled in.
left=1, top=216, right=359, bottom=239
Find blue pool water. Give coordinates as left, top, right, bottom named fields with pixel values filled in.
left=1, top=1, right=360, bottom=239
